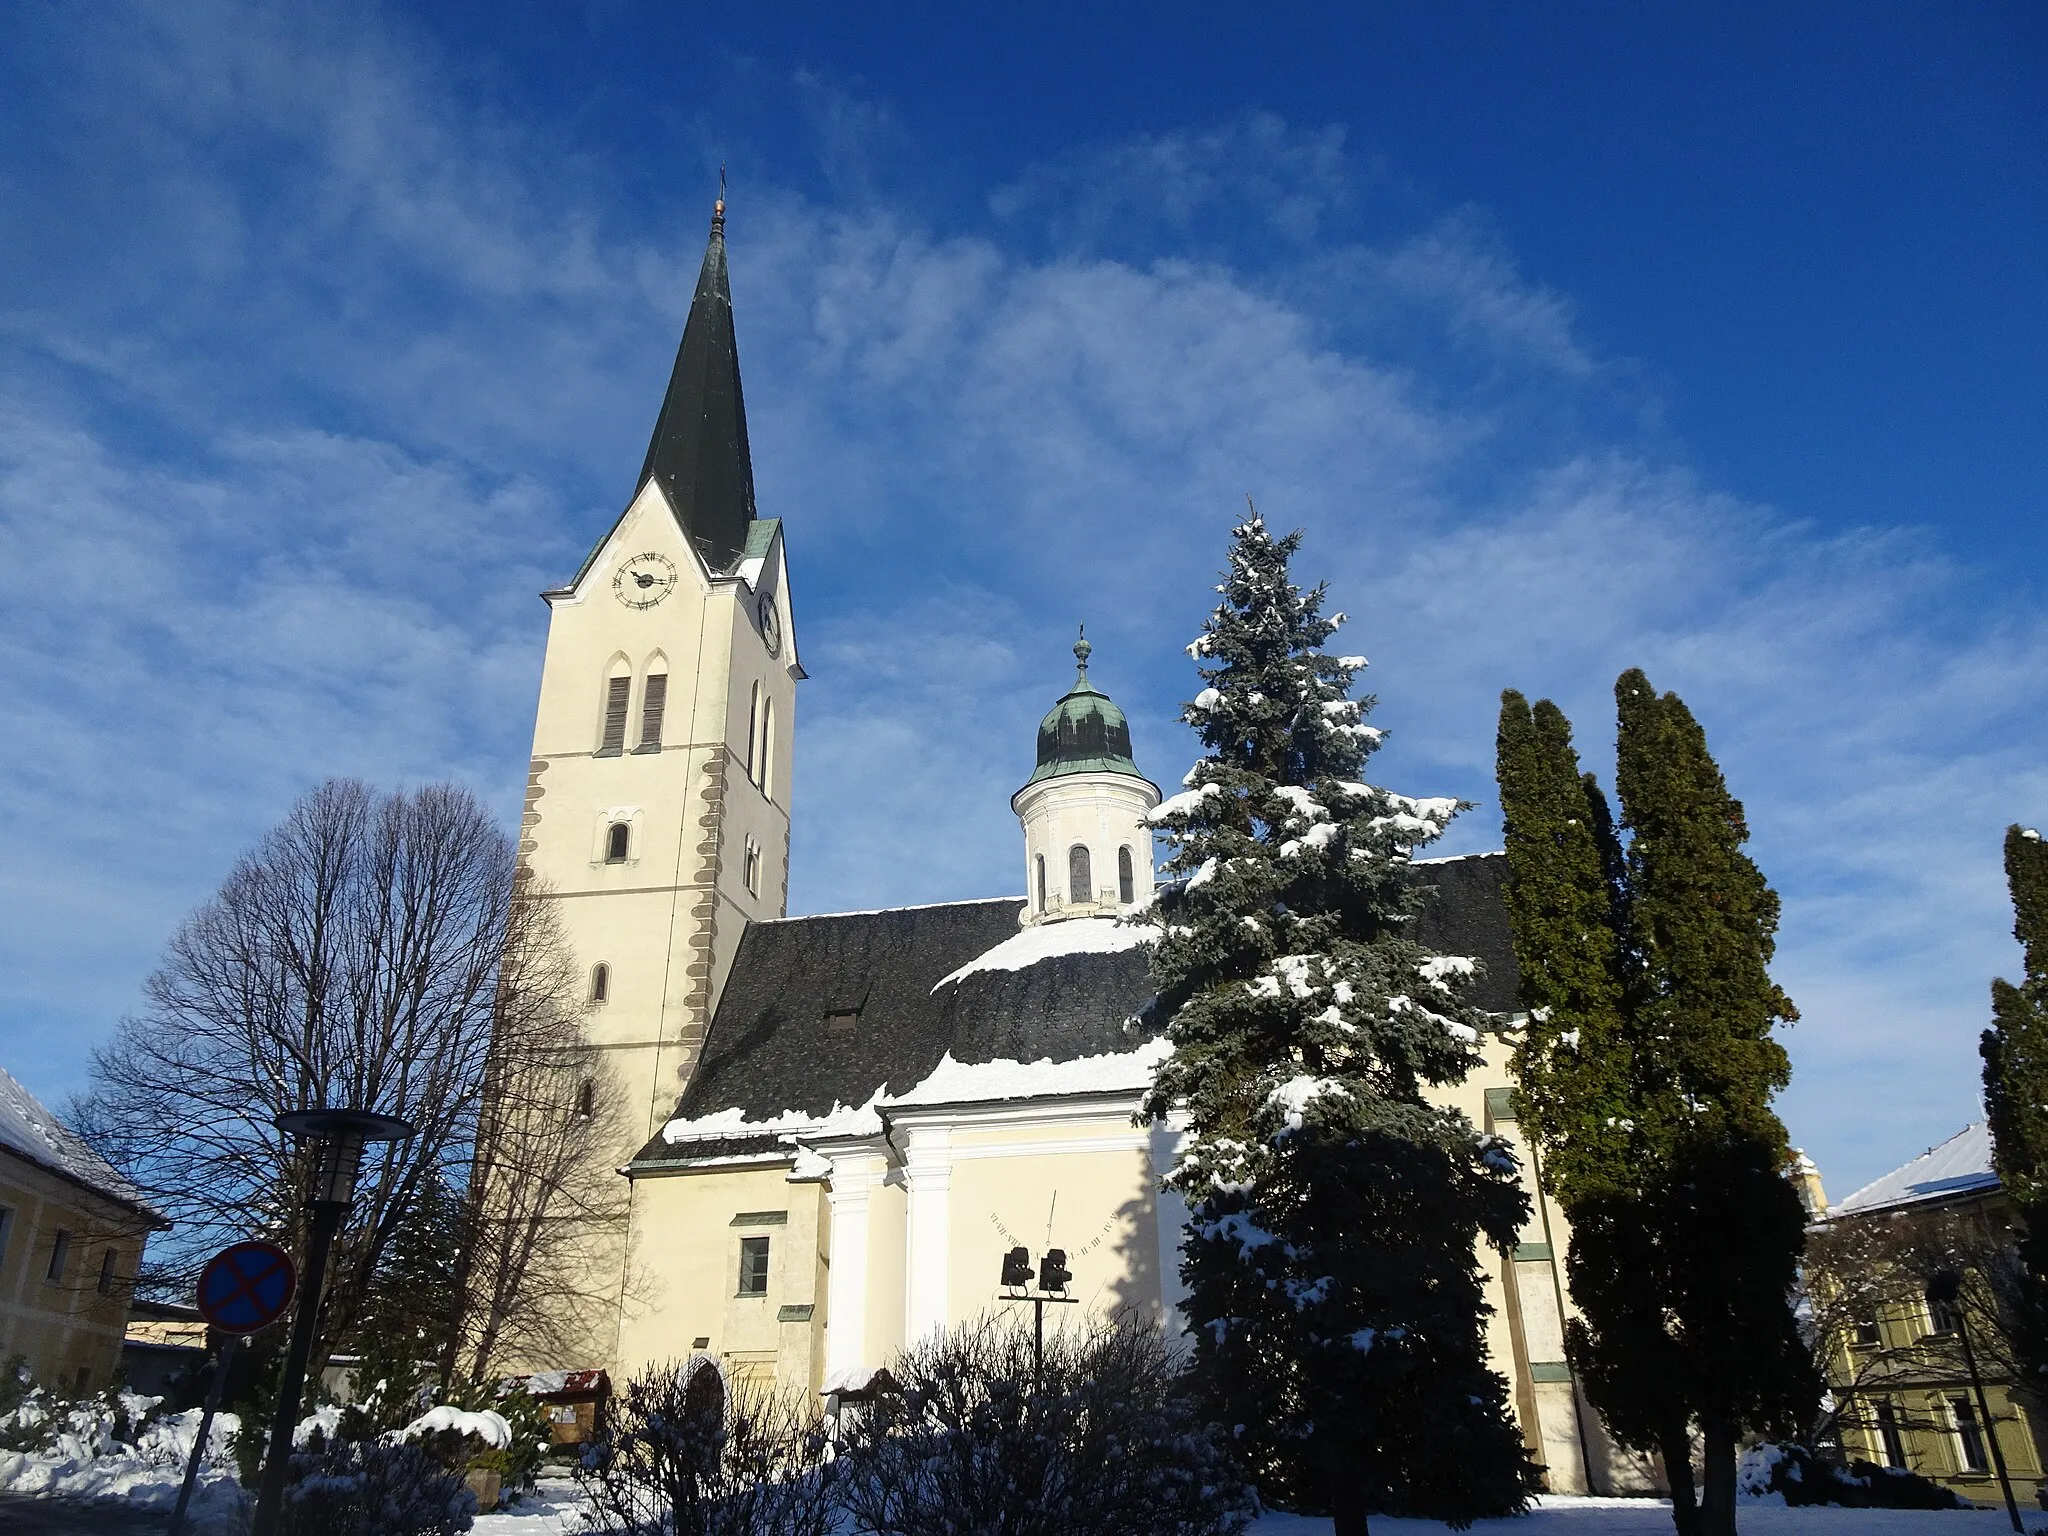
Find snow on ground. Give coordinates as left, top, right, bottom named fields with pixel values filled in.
left=1250, top=1497, right=2048, bottom=1533
left=472, top=1477, right=591, bottom=1535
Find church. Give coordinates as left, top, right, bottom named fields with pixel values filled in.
left=513, top=197, right=1652, bottom=1496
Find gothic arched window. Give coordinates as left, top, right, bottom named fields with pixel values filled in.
left=636, top=663, right=668, bottom=753
left=760, top=697, right=777, bottom=799
left=590, top=963, right=610, bottom=1004
left=577, top=1079, right=595, bottom=1118
left=599, top=662, right=632, bottom=755
left=605, top=822, right=630, bottom=863
left=1068, top=844, right=1092, bottom=905
left=745, top=682, right=762, bottom=784
left=1118, top=845, right=1135, bottom=904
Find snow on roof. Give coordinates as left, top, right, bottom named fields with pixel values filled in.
left=1832, top=1122, right=1999, bottom=1217
left=765, top=894, right=1028, bottom=925
left=932, top=915, right=1151, bottom=991
left=886, top=1037, right=1172, bottom=1109
left=662, top=1090, right=885, bottom=1146
left=0, top=1064, right=153, bottom=1215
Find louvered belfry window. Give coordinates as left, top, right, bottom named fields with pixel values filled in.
left=637, top=673, right=667, bottom=752
left=1068, top=844, right=1092, bottom=905
left=600, top=676, right=632, bottom=754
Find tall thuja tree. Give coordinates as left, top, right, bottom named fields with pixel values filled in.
left=1982, top=825, right=2048, bottom=1384
left=1497, top=678, right=1817, bottom=1536
left=1143, top=513, right=1535, bottom=1536
left=1613, top=670, right=1816, bottom=1536
left=1495, top=693, right=1699, bottom=1530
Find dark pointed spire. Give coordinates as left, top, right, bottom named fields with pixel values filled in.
left=637, top=182, right=757, bottom=572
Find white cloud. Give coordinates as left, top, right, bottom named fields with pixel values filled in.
left=0, top=2, right=2041, bottom=1197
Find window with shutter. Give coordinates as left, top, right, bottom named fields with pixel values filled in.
left=636, top=673, right=667, bottom=752
left=1118, top=846, right=1135, bottom=904
left=599, top=676, right=631, bottom=755
left=1068, top=844, right=1092, bottom=905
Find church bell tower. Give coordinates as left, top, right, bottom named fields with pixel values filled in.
left=520, top=193, right=801, bottom=1183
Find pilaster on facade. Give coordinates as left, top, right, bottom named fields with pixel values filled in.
left=901, top=1124, right=954, bottom=1345
left=816, top=1139, right=891, bottom=1379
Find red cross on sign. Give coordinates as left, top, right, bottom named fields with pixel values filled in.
left=195, top=1241, right=297, bottom=1334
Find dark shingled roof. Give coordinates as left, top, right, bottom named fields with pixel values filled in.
left=637, top=204, right=758, bottom=573
left=634, top=854, right=1522, bottom=1167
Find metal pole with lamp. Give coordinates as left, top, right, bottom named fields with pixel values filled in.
left=1928, top=1268, right=2023, bottom=1534
left=249, top=1108, right=415, bottom=1536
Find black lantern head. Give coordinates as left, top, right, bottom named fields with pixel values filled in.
left=1039, top=1248, right=1071, bottom=1294
left=1000, top=1246, right=1033, bottom=1289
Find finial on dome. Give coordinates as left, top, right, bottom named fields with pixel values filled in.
left=712, top=164, right=727, bottom=233
left=1073, top=623, right=1091, bottom=675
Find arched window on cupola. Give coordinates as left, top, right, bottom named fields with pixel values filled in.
left=590, top=964, right=610, bottom=1004
left=1068, top=844, right=1092, bottom=905
left=605, top=822, right=630, bottom=863
left=1118, top=846, right=1135, bottom=904
left=1036, top=855, right=1047, bottom=912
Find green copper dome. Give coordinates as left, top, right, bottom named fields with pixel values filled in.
left=1024, top=631, right=1145, bottom=785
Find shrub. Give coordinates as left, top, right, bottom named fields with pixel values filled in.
left=280, top=1433, right=476, bottom=1536
left=835, top=1312, right=1255, bottom=1536
left=574, top=1358, right=836, bottom=1536
left=1738, top=1441, right=1969, bottom=1509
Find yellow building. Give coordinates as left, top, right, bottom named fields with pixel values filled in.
left=1814, top=1124, right=2046, bottom=1506
left=517, top=196, right=1660, bottom=1496
left=0, top=1065, right=164, bottom=1391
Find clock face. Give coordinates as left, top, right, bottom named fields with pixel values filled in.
left=613, top=552, right=677, bottom=609
left=758, top=596, right=781, bottom=657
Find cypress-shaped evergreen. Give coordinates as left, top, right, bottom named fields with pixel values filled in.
left=1495, top=673, right=1816, bottom=1536
left=1982, top=825, right=2048, bottom=1382
left=1144, top=513, right=1535, bottom=1536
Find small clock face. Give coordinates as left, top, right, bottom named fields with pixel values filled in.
left=758, top=596, right=781, bottom=657
left=613, top=552, right=677, bottom=609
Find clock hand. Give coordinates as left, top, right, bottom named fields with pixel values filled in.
left=633, top=571, right=657, bottom=588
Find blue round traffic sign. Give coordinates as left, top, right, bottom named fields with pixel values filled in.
left=196, top=1241, right=297, bottom=1334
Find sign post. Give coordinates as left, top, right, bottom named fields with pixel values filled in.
left=168, top=1241, right=298, bottom=1536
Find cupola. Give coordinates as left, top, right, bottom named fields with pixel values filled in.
left=1011, top=632, right=1161, bottom=926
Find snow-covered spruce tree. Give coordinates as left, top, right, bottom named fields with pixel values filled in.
left=1982, top=825, right=2048, bottom=1389
left=1611, top=670, right=1816, bottom=1536
left=1140, top=514, right=1535, bottom=1536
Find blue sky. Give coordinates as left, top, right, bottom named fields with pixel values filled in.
left=1, top=1, right=2043, bottom=1196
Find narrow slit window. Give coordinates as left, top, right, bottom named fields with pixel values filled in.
left=760, top=697, right=776, bottom=798
left=605, top=823, right=630, bottom=863
left=743, top=835, right=762, bottom=896
left=737, top=1235, right=771, bottom=1296
left=636, top=673, right=668, bottom=753
left=47, top=1229, right=70, bottom=1282
left=97, top=1249, right=117, bottom=1296
left=1118, top=846, right=1135, bottom=904
left=577, top=1080, right=595, bottom=1119
left=1036, top=855, right=1047, bottom=912
left=590, top=964, right=610, bottom=1003
left=745, top=682, right=761, bottom=783
left=1068, top=844, right=1091, bottom=905
left=599, top=676, right=632, bottom=755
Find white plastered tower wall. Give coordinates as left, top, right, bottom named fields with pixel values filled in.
left=522, top=482, right=798, bottom=1140
left=1013, top=773, right=1159, bottom=922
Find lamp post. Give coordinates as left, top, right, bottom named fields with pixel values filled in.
left=1927, top=1268, right=2023, bottom=1534
left=249, top=1107, right=415, bottom=1536
left=998, top=1245, right=1077, bottom=1382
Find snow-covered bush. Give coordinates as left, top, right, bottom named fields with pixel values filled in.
left=282, top=1430, right=476, bottom=1536
left=575, top=1357, right=836, bottom=1536
left=835, top=1312, right=1254, bottom=1536
left=1737, top=1440, right=1968, bottom=1509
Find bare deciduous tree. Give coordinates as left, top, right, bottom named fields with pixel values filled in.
left=81, top=777, right=615, bottom=1382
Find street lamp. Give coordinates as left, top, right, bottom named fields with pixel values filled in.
left=250, top=1107, right=415, bottom=1536
left=1927, top=1268, right=2022, bottom=1534
left=997, top=1244, right=1077, bottom=1381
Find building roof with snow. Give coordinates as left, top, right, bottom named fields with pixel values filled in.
left=1831, top=1121, right=1999, bottom=1219
left=0, top=1063, right=161, bottom=1221
left=631, top=852, right=1521, bottom=1171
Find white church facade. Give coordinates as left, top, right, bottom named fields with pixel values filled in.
left=514, top=198, right=1654, bottom=1496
